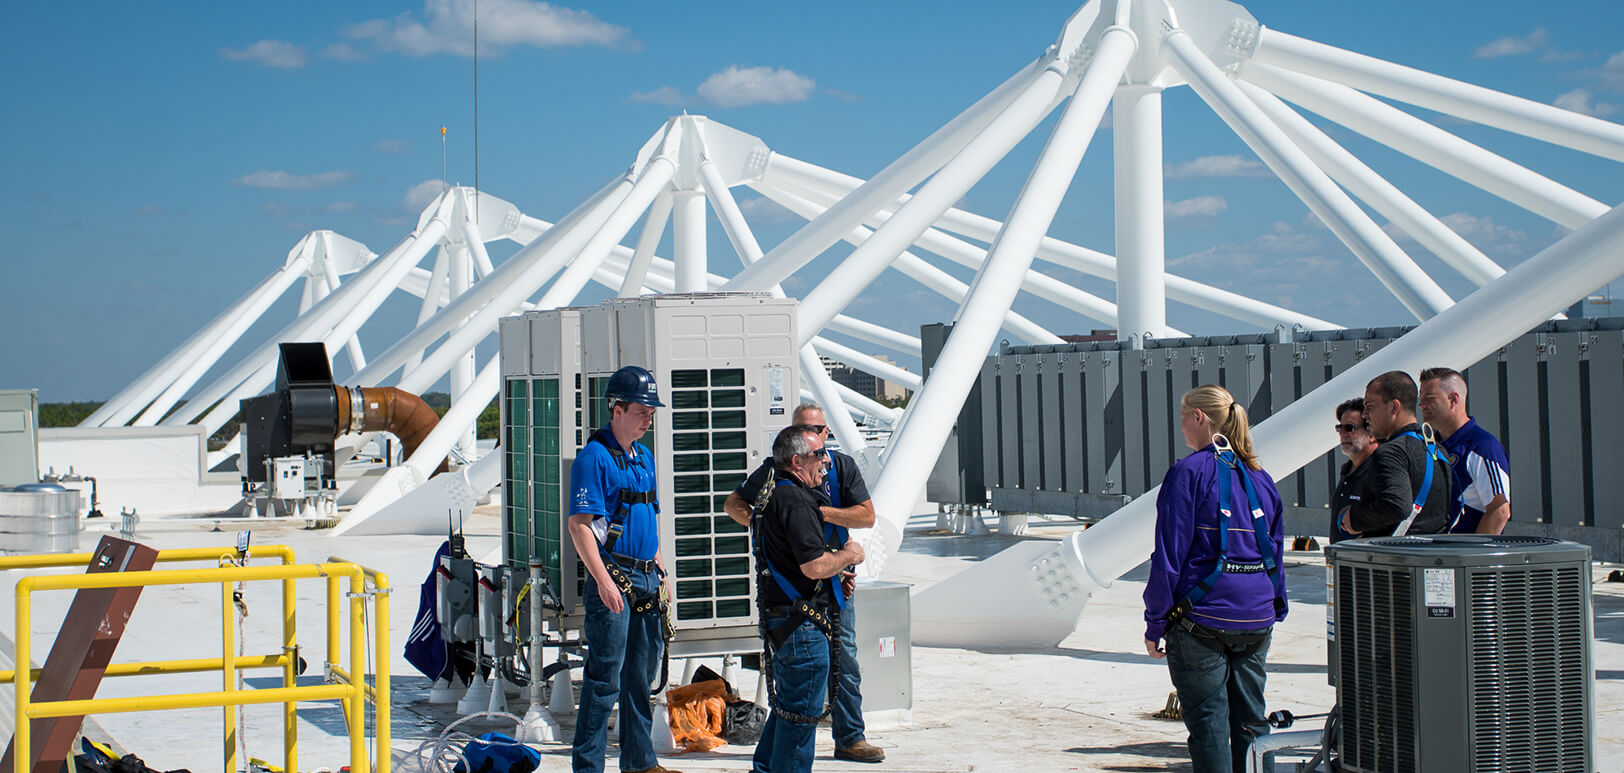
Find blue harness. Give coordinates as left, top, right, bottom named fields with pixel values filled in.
left=1168, top=441, right=1285, bottom=624
left=587, top=429, right=659, bottom=557
left=1390, top=426, right=1453, bottom=536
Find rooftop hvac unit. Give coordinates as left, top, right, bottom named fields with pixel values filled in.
left=1327, top=535, right=1592, bottom=773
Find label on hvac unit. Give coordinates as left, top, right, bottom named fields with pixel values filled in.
left=768, top=366, right=786, bottom=405
left=1325, top=566, right=1335, bottom=641
left=878, top=636, right=896, bottom=658
left=1424, top=567, right=1455, bottom=617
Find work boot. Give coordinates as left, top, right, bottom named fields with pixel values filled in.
left=834, top=740, right=886, bottom=762
left=625, top=766, right=683, bottom=773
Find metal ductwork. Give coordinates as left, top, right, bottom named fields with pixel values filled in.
left=334, top=384, right=448, bottom=474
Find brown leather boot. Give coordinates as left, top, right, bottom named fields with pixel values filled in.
left=834, top=739, right=886, bottom=762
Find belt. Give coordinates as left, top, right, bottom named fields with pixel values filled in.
left=610, top=553, right=659, bottom=573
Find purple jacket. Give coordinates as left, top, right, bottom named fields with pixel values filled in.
left=1143, top=444, right=1288, bottom=642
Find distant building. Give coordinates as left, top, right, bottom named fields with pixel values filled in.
left=820, top=354, right=913, bottom=403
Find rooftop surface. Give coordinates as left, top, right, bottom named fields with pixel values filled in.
left=2, top=506, right=1619, bottom=772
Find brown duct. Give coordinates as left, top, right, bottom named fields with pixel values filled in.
left=334, top=386, right=450, bottom=474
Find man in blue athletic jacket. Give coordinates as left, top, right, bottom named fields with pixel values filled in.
left=1419, top=367, right=1511, bottom=535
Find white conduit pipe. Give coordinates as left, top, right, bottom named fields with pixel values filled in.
left=187, top=214, right=451, bottom=436
left=1242, top=62, right=1609, bottom=231
left=723, top=58, right=1048, bottom=292
left=758, top=178, right=1133, bottom=334
left=1164, top=30, right=1454, bottom=320
left=863, top=18, right=1136, bottom=577
left=797, top=63, right=1070, bottom=345
left=762, top=154, right=1339, bottom=331
left=88, top=246, right=310, bottom=427
left=913, top=199, right=1624, bottom=649
left=749, top=182, right=1062, bottom=345
left=352, top=174, right=631, bottom=388
left=1235, top=78, right=1505, bottom=287
left=1253, top=28, right=1624, bottom=164
left=620, top=191, right=671, bottom=297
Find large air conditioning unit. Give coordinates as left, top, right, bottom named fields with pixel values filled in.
left=1327, top=535, right=1593, bottom=773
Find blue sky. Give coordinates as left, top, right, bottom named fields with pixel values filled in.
left=3, top=0, right=1623, bottom=401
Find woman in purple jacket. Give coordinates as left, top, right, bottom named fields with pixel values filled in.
left=1143, top=385, right=1288, bottom=773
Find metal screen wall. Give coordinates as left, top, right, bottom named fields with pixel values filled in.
left=976, top=319, right=1624, bottom=539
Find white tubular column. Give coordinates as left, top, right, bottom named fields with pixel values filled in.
left=1113, top=85, right=1167, bottom=347
left=763, top=154, right=1338, bottom=331
left=1242, top=62, right=1608, bottom=231
left=673, top=190, right=707, bottom=293
left=358, top=175, right=632, bottom=388
left=408, top=247, right=452, bottom=373
left=322, top=256, right=367, bottom=371
left=1236, top=79, right=1504, bottom=287
left=799, top=346, right=869, bottom=454
left=914, top=200, right=1624, bottom=648
left=797, top=59, right=1070, bottom=344
left=864, top=19, right=1136, bottom=577
left=621, top=191, right=671, bottom=296
left=824, top=316, right=920, bottom=358
left=753, top=182, right=1062, bottom=344
left=1164, top=31, right=1454, bottom=320
left=723, top=60, right=1051, bottom=293
left=449, top=241, right=478, bottom=460
left=700, top=157, right=766, bottom=265
left=1253, top=29, right=1624, bottom=163
left=406, top=360, right=501, bottom=480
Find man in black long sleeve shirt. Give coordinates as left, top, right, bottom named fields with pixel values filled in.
left=1340, top=370, right=1452, bottom=538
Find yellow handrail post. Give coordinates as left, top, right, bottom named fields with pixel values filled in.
left=222, top=580, right=238, bottom=773
left=14, top=578, right=32, bottom=773
left=327, top=575, right=341, bottom=681
left=347, top=573, right=368, bottom=773
left=374, top=575, right=391, bottom=773
left=283, top=572, right=298, bottom=773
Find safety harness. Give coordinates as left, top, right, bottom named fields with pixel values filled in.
left=751, top=473, right=842, bottom=726
left=1389, top=424, right=1453, bottom=537
left=586, top=429, right=674, bottom=690
left=1165, top=435, right=1286, bottom=643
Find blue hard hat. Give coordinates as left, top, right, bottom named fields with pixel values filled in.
left=604, top=365, right=665, bottom=407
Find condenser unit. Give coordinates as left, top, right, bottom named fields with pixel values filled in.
left=1327, top=534, right=1592, bottom=773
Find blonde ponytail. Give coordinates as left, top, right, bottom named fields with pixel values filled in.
left=1182, top=384, right=1261, bottom=470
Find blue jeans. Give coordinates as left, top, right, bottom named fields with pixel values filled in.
left=572, top=568, right=663, bottom=773
left=751, top=613, right=832, bottom=773
left=832, top=598, right=866, bottom=748
left=1164, top=625, right=1271, bottom=773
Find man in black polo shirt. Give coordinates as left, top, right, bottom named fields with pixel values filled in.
left=1340, top=370, right=1452, bottom=538
left=725, top=402, right=883, bottom=764
left=752, top=425, right=866, bottom=773
left=1330, top=396, right=1379, bottom=543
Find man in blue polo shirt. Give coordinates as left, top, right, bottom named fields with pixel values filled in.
left=1420, top=367, right=1512, bottom=535
left=723, top=402, right=884, bottom=764
left=568, top=365, right=681, bottom=773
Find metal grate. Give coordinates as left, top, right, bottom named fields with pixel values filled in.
left=503, top=379, right=531, bottom=568
left=669, top=367, right=754, bottom=624
left=529, top=378, right=562, bottom=595
left=1337, top=564, right=1417, bottom=773
left=1467, top=567, right=1587, bottom=773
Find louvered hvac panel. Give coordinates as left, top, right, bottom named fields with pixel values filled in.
left=1327, top=535, right=1592, bottom=773
left=499, top=307, right=588, bottom=611
left=581, top=293, right=798, bottom=642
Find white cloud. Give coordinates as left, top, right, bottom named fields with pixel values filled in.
left=1474, top=28, right=1547, bottom=59
left=1601, top=51, right=1624, bottom=93
left=374, top=138, right=411, bottom=153
left=1437, top=213, right=1529, bottom=257
left=234, top=170, right=354, bottom=190
left=326, top=201, right=358, bottom=214
left=737, top=196, right=799, bottom=224
left=321, top=43, right=366, bottom=61
left=696, top=66, right=815, bottom=108
left=1164, top=154, right=1268, bottom=179
left=220, top=40, right=307, bottom=68
left=627, top=86, right=684, bottom=107
left=348, top=0, right=636, bottom=57
left=1554, top=88, right=1621, bottom=117
left=404, top=179, right=447, bottom=211
left=1164, top=196, right=1227, bottom=218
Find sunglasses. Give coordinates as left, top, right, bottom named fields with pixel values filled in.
left=1333, top=423, right=1367, bottom=433
left=807, top=424, right=829, bottom=435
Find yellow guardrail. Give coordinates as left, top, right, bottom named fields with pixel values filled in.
left=0, top=546, right=391, bottom=773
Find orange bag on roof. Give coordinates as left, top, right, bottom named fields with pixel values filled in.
left=666, top=678, right=730, bottom=753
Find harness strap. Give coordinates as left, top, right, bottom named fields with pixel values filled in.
left=751, top=478, right=841, bottom=726
left=1390, top=427, right=1452, bottom=537
left=587, top=429, right=659, bottom=555
left=1169, top=442, right=1285, bottom=624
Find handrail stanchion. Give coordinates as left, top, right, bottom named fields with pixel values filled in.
left=348, top=573, right=369, bottom=773
left=373, top=575, right=391, bottom=768
left=283, top=571, right=298, bottom=773
left=14, top=578, right=32, bottom=773
left=222, top=580, right=239, bottom=773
